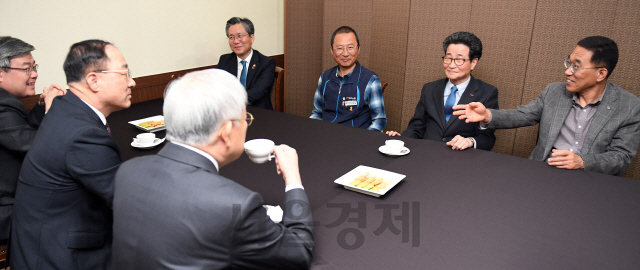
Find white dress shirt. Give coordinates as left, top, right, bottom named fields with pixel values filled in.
left=236, top=49, right=254, bottom=81
left=443, top=76, right=471, bottom=106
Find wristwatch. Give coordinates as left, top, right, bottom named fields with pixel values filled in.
left=468, top=137, right=476, bottom=147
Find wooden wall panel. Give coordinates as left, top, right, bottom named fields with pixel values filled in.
left=611, top=0, right=640, bottom=179
left=19, top=95, right=40, bottom=113
left=285, top=0, right=324, bottom=117
left=469, top=0, right=537, bottom=155
left=370, top=0, right=411, bottom=132
left=402, top=0, right=472, bottom=130
left=322, top=0, right=373, bottom=71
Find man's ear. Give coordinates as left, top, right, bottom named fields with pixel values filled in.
left=470, top=58, right=479, bottom=71
left=596, top=68, right=608, bottom=82
left=217, top=121, right=234, bottom=147
left=86, top=72, right=99, bottom=92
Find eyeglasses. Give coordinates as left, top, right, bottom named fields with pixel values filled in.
left=231, top=112, right=254, bottom=126
left=2, top=64, right=38, bottom=76
left=228, top=33, right=247, bottom=41
left=442, top=57, right=470, bottom=66
left=333, top=45, right=357, bottom=54
left=95, top=68, right=132, bottom=78
left=564, top=59, right=604, bottom=73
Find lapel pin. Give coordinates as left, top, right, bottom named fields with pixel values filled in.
left=607, top=106, right=610, bottom=109
left=470, top=93, right=474, bottom=97
left=252, top=64, right=256, bottom=69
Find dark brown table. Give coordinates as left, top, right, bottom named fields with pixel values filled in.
left=108, top=98, right=640, bottom=269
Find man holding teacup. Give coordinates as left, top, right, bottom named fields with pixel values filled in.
left=112, top=69, right=314, bottom=269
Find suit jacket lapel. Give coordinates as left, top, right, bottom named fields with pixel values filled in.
left=158, top=142, right=219, bottom=174
left=581, top=82, right=618, bottom=154
left=221, top=54, right=237, bottom=77
left=445, top=76, right=480, bottom=130
left=246, top=51, right=260, bottom=88
left=543, top=87, right=573, bottom=156
left=433, top=79, right=447, bottom=130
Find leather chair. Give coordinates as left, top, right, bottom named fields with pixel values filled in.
left=270, top=66, right=285, bottom=112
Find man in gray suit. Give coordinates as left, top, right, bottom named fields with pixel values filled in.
left=454, top=36, right=640, bottom=175
left=112, top=69, right=314, bottom=269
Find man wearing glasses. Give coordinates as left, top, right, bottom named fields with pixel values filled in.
left=112, top=69, right=313, bottom=269
left=11, top=40, right=135, bottom=269
left=454, top=36, right=640, bottom=175
left=0, top=36, right=65, bottom=259
left=387, top=32, right=498, bottom=151
left=310, top=26, right=387, bottom=132
left=217, top=17, right=276, bottom=110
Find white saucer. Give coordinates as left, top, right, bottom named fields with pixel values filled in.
left=378, top=145, right=410, bottom=156
left=131, top=138, right=165, bottom=149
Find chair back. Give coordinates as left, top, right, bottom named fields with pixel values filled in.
left=270, top=66, right=285, bottom=112
left=381, top=81, right=388, bottom=93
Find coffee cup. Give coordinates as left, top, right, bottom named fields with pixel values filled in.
left=244, top=139, right=275, bottom=164
left=385, top=139, right=404, bottom=155
left=136, top=133, right=156, bottom=146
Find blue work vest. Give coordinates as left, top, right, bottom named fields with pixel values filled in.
left=319, top=62, right=375, bottom=129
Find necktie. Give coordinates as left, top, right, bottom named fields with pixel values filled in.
left=444, top=85, right=458, bottom=122
left=240, top=60, right=247, bottom=88
left=105, top=122, right=111, bottom=134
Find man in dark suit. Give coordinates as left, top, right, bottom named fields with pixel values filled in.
left=454, top=36, right=640, bottom=175
left=387, top=32, right=498, bottom=151
left=0, top=36, right=64, bottom=255
left=10, top=39, right=136, bottom=269
left=113, top=69, right=314, bottom=269
left=217, top=17, right=276, bottom=110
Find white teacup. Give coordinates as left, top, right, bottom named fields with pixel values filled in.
left=136, top=133, right=156, bottom=146
left=244, top=139, right=275, bottom=164
left=385, top=139, right=404, bottom=155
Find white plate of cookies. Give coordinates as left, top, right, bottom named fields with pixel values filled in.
left=334, top=165, right=406, bottom=197
left=128, top=115, right=166, bottom=132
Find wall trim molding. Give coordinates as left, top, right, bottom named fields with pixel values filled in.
left=20, top=54, right=285, bottom=109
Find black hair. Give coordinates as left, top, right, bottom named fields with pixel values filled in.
left=63, top=39, right=112, bottom=84
left=331, top=26, right=360, bottom=47
left=226, top=17, right=255, bottom=36
left=577, top=36, right=618, bottom=79
left=443, top=31, right=483, bottom=60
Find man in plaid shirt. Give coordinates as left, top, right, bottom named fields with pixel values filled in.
left=310, top=26, right=386, bottom=132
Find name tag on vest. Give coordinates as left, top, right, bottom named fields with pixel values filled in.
left=344, top=100, right=357, bottom=106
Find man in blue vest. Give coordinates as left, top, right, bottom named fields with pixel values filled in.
left=310, top=26, right=387, bottom=132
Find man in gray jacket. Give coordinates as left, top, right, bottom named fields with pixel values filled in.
left=454, top=36, right=640, bottom=175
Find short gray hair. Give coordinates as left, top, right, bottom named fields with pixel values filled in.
left=0, top=36, right=35, bottom=72
left=163, top=69, right=247, bottom=146
left=225, top=17, right=255, bottom=37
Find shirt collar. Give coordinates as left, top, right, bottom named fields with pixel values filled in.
left=572, top=84, right=607, bottom=106
left=171, top=141, right=220, bottom=172
left=335, top=67, right=355, bottom=82
left=445, top=76, right=472, bottom=95
left=79, top=98, right=107, bottom=125
left=237, top=49, right=254, bottom=65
